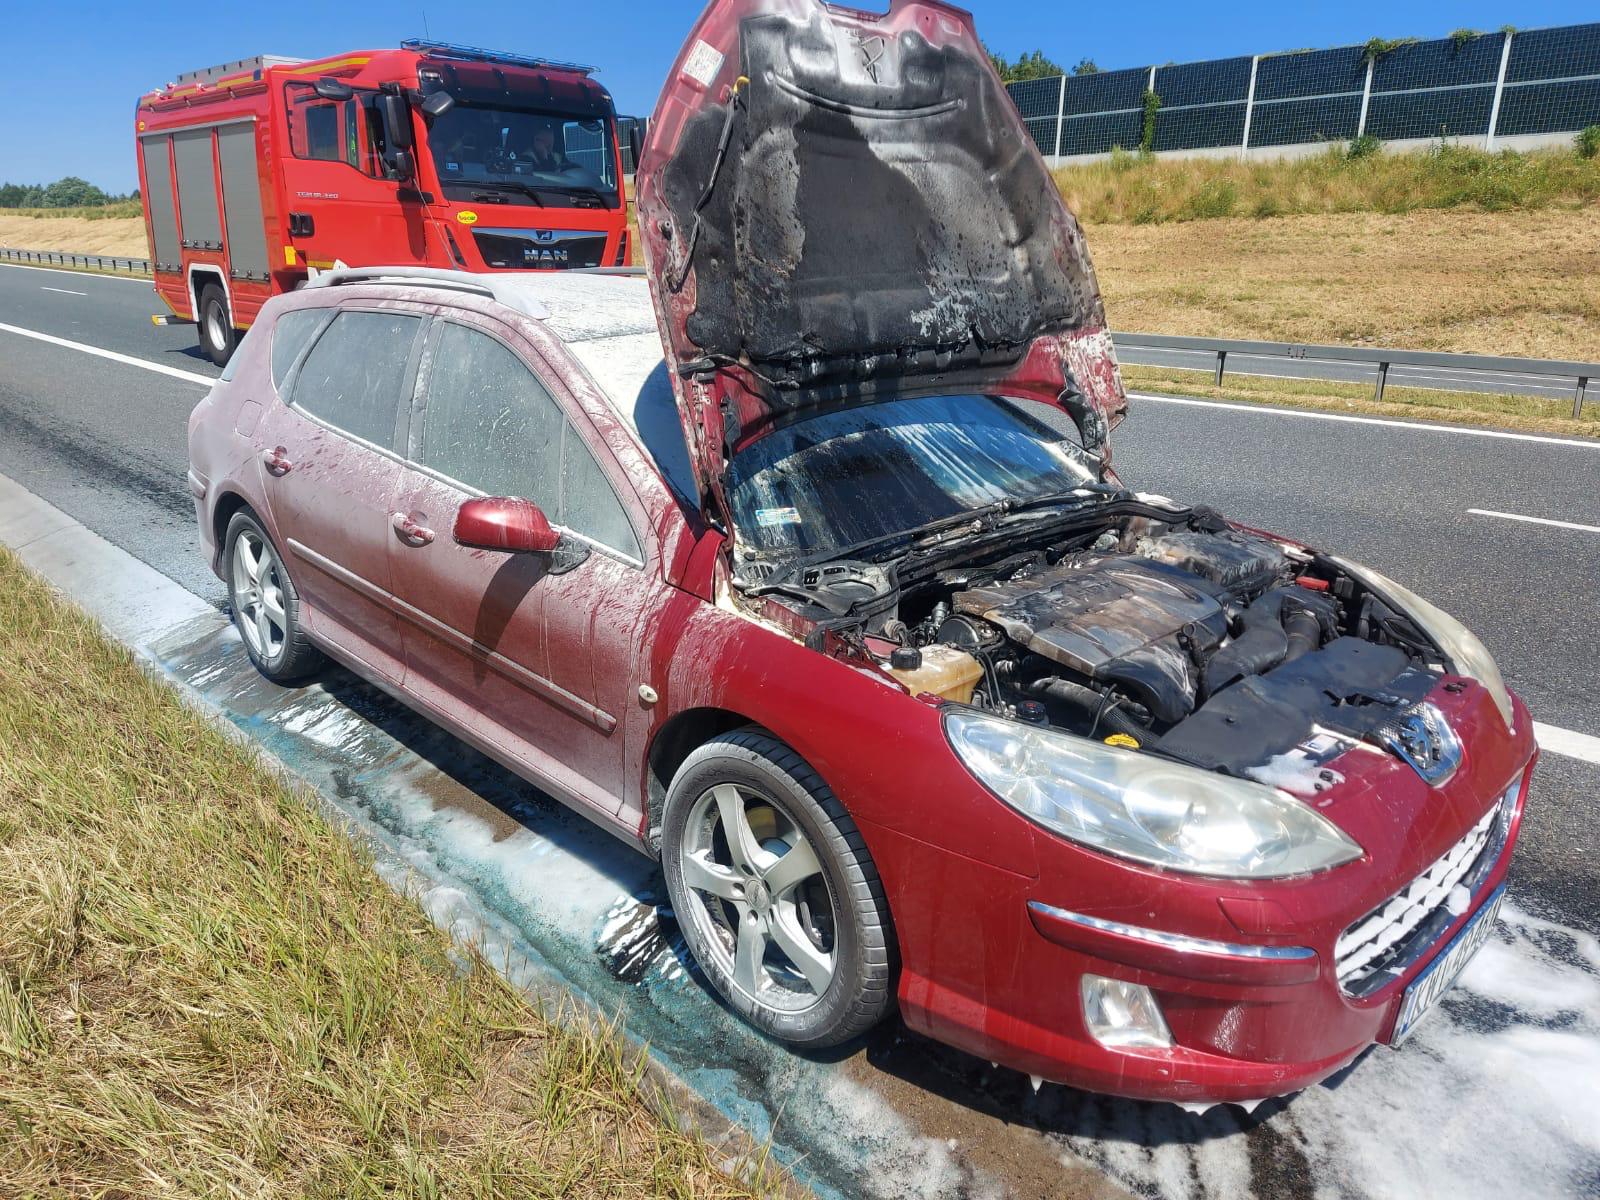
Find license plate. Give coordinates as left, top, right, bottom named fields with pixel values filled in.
left=1390, top=883, right=1507, bottom=1046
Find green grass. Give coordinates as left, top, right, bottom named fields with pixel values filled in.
left=0, top=547, right=785, bottom=1199
left=1121, top=364, right=1600, bottom=438
left=1057, top=142, right=1600, bottom=226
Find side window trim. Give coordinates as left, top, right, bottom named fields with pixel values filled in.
left=407, top=313, right=645, bottom=567
left=273, top=308, right=336, bottom=397
left=283, top=305, right=429, bottom=461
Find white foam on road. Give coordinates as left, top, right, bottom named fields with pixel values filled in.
left=0, top=319, right=213, bottom=386
left=1129, top=391, right=1600, bottom=451
left=1051, top=900, right=1600, bottom=1200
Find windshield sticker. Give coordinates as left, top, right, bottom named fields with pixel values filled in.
left=755, top=506, right=801, bottom=528
left=681, top=40, right=724, bottom=89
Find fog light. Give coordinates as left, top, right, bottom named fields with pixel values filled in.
left=1081, top=974, right=1173, bottom=1050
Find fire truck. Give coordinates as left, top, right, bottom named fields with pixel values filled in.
left=135, top=40, right=636, bottom=364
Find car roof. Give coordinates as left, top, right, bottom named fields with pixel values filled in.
left=300, top=267, right=698, bottom=505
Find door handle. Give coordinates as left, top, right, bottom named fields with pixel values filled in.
left=391, top=512, right=435, bottom=546
left=261, top=446, right=293, bottom=476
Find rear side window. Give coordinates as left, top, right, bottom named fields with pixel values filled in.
left=291, top=310, right=422, bottom=450
left=415, top=322, right=639, bottom=559
left=270, top=308, right=326, bottom=390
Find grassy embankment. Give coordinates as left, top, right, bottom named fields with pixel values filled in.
left=1054, top=144, right=1600, bottom=436
left=0, top=546, right=782, bottom=1198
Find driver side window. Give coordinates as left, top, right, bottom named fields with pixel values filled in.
left=284, top=83, right=390, bottom=178
left=413, top=322, right=641, bottom=561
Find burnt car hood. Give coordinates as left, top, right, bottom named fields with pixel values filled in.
left=636, top=0, right=1127, bottom=512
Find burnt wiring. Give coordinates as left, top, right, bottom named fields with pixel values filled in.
left=665, top=75, right=749, bottom=293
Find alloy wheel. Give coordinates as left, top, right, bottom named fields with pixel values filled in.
left=231, top=529, right=287, bottom=664
left=677, top=782, right=837, bottom=1011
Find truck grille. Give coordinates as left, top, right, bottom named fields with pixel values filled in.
left=472, top=228, right=607, bottom=270
left=1335, top=780, right=1517, bottom=996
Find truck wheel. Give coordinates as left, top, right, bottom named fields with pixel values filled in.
left=198, top=283, right=237, bottom=367
left=662, top=730, right=896, bottom=1048
left=224, top=509, right=323, bottom=683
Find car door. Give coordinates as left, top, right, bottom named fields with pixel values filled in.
left=256, top=305, right=426, bottom=683
left=388, top=314, right=648, bottom=815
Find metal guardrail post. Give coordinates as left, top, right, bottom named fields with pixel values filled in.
left=1577, top=377, right=1589, bottom=420
left=1374, top=362, right=1389, bottom=402
left=1215, top=350, right=1227, bottom=386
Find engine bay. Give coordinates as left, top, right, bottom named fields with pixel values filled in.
left=732, top=500, right=1449, bottom=782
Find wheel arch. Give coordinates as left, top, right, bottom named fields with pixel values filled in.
left=186, top=263, right=230, bottom=325
left=643, top=706, right=760, bottom=854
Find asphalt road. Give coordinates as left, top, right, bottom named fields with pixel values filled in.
left=4, top=258, right=1600, bottom=1199
left=1, top=259, right=1597, bottom=927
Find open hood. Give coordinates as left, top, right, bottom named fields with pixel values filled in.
left=636, top=0, right=1128, bottom=516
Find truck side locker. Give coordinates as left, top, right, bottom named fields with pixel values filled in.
left=218, top=123, right=270, bottom=284
left=139, top=136, right=181, bottom=274
left=172, top=129, right=223, bottom=253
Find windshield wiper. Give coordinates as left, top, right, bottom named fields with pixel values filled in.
left=467, top=181, right=544, bottom=206
left=793, top=486, right=1117, bottom=570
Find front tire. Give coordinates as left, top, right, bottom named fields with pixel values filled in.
left=224, top=510, right=323, bottom=683
left=197, top=283, right=236, bottom=367
left=662, top=730, right=895, bottom=1048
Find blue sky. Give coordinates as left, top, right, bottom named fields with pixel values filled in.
left=3, top=1, right=1595, bottom=192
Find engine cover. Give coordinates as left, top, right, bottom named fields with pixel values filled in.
left=954, top=557, right=1230, bottom=723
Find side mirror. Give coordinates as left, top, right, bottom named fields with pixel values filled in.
left=377, top=92, right=415, bottom=150
left=313, top=77, right=355, bottom=102
left=385, top=147, right=416, bottom=182
left=420, top=90, right=455, bottom=119
left=626, top=123, right=643, bottom=172
left=454, top=497, right=562, bottom=554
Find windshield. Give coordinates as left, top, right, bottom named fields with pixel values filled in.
left=427, top=103, right=619, bottom=205
left=727, top=395, right=1100, bottom=558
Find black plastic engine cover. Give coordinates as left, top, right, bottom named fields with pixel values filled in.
left=1159, top=637, right=1436, bottom=774
left=954, top=557, right=1229, bottom=724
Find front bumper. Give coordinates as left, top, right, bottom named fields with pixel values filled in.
left=879, top=691, right=1535, bottom=1105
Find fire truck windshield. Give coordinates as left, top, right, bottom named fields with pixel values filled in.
left=428, top=102, right=620, bottom=208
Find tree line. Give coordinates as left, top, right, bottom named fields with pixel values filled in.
left=0, top=178, right=139, bottom=209
left=986, top=48, right=1099, bottom=83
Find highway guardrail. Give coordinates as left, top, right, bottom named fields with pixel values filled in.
left=1114, top=332, right=1597, bottom=419
left=1, top=244, right=1593, bottom=417
left=1, top=247, right=151, bottom=275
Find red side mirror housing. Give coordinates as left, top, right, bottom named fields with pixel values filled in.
left=453, top=497, right=561, bottom=553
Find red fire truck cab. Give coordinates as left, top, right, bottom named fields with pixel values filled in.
left=136, top=40, right=635, bottom=364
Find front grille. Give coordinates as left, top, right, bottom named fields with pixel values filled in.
left=1335, top=779, right=1518, bottom=995
left=472, top=228, right=607, bottom=270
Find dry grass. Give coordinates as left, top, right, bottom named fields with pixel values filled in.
left=1055, top=143, right=1600, bottom=226
left=0, top=547, right=784, bottom=1199
left=1090, top=206, right=1600, bottom=361
left=0, top=210, right=148, bottom=256
left=1121, top=365, right=1600, bottom=438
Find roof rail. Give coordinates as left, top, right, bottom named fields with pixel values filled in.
left=399, top=38, right=596, bottom=75
left=302, top=267, right=550, bottom=320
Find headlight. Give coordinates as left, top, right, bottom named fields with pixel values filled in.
left=944, top=712, right=1363, bottom=879
left=1329, top=557, right=1513, bottom=730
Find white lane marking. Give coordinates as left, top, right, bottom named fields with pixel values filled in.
left=1127, top=391, right=1600, bottom=451
left=0, top=321, right=213, bottom=386
left=1534, top=722, right=1600, bottom=767
left=1468, top=509, right=1600, bottom=535
left=0, top=260, right=149, bottom=283
left=40, top=285, right=87, bottom=296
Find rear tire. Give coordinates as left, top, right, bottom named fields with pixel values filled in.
left=224, top=509, right=323, bottom=684
left=198, top=283, right=236, bottom=367
left=662, top=730, right=895, bottom=1048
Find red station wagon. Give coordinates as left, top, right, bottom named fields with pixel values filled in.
left=188, top=0, right=1535, bottom=1110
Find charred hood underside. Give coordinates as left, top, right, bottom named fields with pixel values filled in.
left=651, top=5, right=1102, bottom=389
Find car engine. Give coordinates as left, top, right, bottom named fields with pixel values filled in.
left=733, top=501, right=1448, bottom=779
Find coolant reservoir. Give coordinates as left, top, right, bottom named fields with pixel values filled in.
left=886, top=644, right=984, bottom=704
